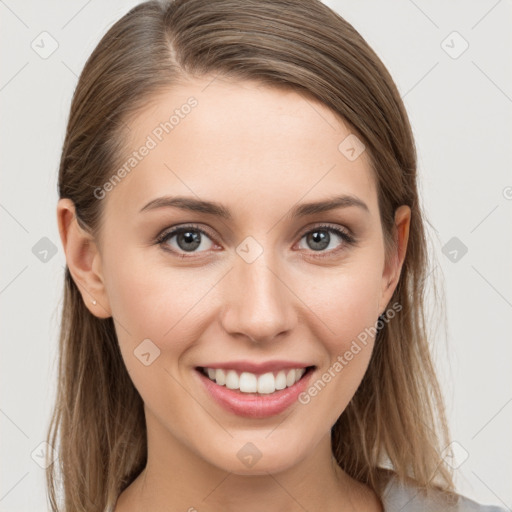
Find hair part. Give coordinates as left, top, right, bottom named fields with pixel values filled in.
left=48, top=0, right=455, bottom=510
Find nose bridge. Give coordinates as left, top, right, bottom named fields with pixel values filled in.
left=221, top=239, right=295, bottom=342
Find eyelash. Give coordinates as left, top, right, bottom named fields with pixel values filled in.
left=155, top=223, right=356, bottom=260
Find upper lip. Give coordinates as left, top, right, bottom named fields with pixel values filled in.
left=197, top=360, right=314, bottom=374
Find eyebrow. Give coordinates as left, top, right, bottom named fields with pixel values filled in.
left=139, top=194, right=370, bottom=219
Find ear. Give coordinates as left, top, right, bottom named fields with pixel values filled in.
left=56, top=198, right=112, bottom=318
left=378, top=205, right=411, bottom=315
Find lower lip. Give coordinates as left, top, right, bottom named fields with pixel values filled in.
left=196, top=368, right=314, bottom=419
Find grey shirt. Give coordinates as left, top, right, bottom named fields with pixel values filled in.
left=379, top=471, right=508, bottom=512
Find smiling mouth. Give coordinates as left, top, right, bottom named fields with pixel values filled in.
left=197, top=366, right=315, bottom=395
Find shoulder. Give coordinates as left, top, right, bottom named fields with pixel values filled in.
left=375, top=469, right=508, bottom=512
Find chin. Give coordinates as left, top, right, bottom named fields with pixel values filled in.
left=197, top=432, right=311, bottom=476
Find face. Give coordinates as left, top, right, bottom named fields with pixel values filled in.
left=61, top=76, right=409, bottom=476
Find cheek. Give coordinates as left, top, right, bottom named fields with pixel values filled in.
left=293, top=260, right=383, bottom=420
left=103, top=255, right=214, bottom=423
left=103, top=250, right=222, bottom=357
left=303, top=262, right=383, bottom=353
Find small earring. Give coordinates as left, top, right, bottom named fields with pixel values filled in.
left=92, top=299, right=97, bottom=305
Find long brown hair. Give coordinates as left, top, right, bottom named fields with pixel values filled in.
left=48, top=0, right=455, bottom=510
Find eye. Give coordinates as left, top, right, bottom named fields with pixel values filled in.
left=297, top=224, right=355, bottom=257
left=156, top=224, right=217, bottom=256
left=155, top=223, right=356, bottom=259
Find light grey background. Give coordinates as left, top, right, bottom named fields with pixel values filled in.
left=1, top=1, right=511, bottom=510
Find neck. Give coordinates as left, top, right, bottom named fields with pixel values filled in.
left=115, top=408, right=382, bottom=512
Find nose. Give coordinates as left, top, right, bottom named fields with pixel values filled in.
left=220, top=250, right=297, bottom=344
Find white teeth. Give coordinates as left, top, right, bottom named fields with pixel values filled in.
left=225, top=370, right=239, bottom=390
left=203, top=367, right=308, bottom=394
left=216, top=368, right=226, bottom=386
left=239, top=372, right=257, bottom=392
left=275, top=371, right=287, bottom=390
left=257, top=372, right=275, bottom=394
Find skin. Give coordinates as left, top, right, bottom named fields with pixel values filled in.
left=57, top=76, right=410, bottom=512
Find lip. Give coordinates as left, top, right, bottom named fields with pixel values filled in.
left=196, top=360, right=311, bottom=374
left=195, top=365, right=315, bottom=419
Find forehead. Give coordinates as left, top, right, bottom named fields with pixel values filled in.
left=103, top=76, right=377, bottom=224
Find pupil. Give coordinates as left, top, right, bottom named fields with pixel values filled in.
left=178, top=231, right=201, bottom=251
left=308, top=230, right=329, bottom=251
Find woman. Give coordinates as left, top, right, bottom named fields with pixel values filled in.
left=48, top=0, right=506, bottom=511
